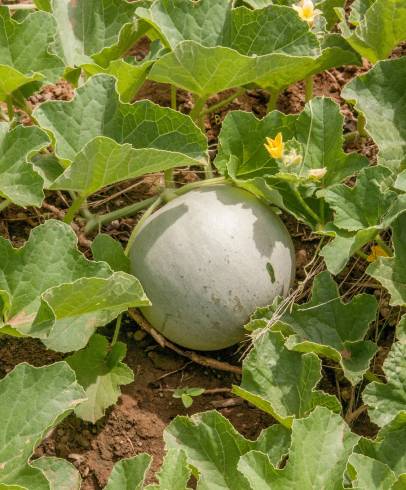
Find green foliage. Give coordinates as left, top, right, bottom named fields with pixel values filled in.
left=91, top=234, right=130, bottom=273
left=173, top=387, right=205, bottom=408
left=30, top=457, right=81, bottom=490
left=0, top=362, right=85, bottom=489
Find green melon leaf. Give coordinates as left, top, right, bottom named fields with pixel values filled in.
left=49, top=136, right=202, bottom=198
left=66, top=334, right=133, bottom=423
left=0, top=220, right=149, bottom=352
left=34, top=74, right=207, bottom=166
left=395, top=170, right=406, bottom=193
left=342, top=57, right=406, bottom=171
left=338, top=0, right=406, bottom=63
left=233, top=330, right=340, bottom=428
left=238, top=406, right=359, bottom=489
left=145, top=449, right=191, bottom=490
left=0, top=123, right=49, bottom=207
left=0, top=8, right=64, bottom=100
left=280, top=271, right=378, bottom=384
left=105, top=453, right=152, bottom=490
left=363, top=317, right=406, bottom=427
left=367, top=214, right=406, bottom=307
left=0, top=362, right=86, bottom=489
left=348, top=453, right=398, bottom=489
left=91, top=234, right=130, bottom=273
left=31, top=457, right=81, bottom=490
left=164, top=410, right=290, bottom=490
left=356, top=412, right=406, bottom=478
left=47, top=0, right=139, bottom=68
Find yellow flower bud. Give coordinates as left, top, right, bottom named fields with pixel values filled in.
left=293, top=0, right=322, bottom=25
left=309, top=167, right=327, bottom=180
left=264, top=132, right=284, bottom=160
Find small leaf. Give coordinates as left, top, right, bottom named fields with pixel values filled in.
left=0, top=362, right=86, bottom=488
left=187, top=387, right=205, bottom=397
left=367, top=214, right=406, bottom=306
left=105, top=453, right=152, bottom=490
left=91, top=234, right=130, bottom=273
left=181, top=394, right=193, bottom=408
left=0, top=123, right=49, bottom=207
left=66, top=334, right=133, bottom=423
left=280, top=271, right=378, bottom=384
left=363, top=316, right=406, bottom=427
left=238, top=406, right=359, bottom=489
left=342, top=57, right=406, bottom=171
left=31, top=457, right=81, bottom=490
left=348, top=453, right=397, bottom=490
left=233, top=330, right=340, bottom=428
left=164, top=410, right=290, bottom=490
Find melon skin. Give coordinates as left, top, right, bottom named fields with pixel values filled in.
left=130, top=185, right=295, bottom=351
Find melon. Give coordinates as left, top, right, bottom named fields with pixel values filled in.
left=130, top=184, right=295, bottom=350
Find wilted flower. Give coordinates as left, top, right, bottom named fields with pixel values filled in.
left=264, top=133, right=284, bottom=159
left=309, top=167, right=327, bottom=180
left=293, top=0, right=321, bottom=25
left=367, top=245, right=390, bottom=263
left=283, top=150, right=302, bottom=167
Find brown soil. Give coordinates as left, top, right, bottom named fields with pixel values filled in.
left=1, top=25, right=404, bottom=490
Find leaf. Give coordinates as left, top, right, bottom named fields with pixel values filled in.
left=49, top=136, right=202, bottom=198
left=338, top=0, right=406, bottom=62
left=82, top=59, right=154, bottom=103
left=48, top=0, right=139, bottom=67
left=348, top=453, right=397, bottom=490
left=34, top=74, right=207, bottom=165
left=141, top=2, right=359, bottom=97
left=395, top=170, right=406, bottom=193
left=146, top=449, right=191, bottom=490
left=324, top=166, right=406, bottom=232
left=0, top=220, right=149, bottom=352
left=0, top=362, right=86, bottom=489
left=34, top=0, right=52, bottom=12
left=356, top=412, right=406, bottom=478
left=238, top=406, right=359, bottom=489
left=233, top=330, right=340, bottom=428
left=105, top=453, right=152, bottom=490
left=342, top=57, right=406, bottom=171
left=31, top=457, right=81, bottom=490
left=0, top=8, right=64, bottom=99
left=164, top=410, right=290, bottom=490
left=363, top=317, right=406, bottom=427
left=91, top=234, right=130, bottom=273
left=0, top=123, right=49, bottom=207
left=66, top=334, right=133, bottom=423
left=280, top=271, right=378, bottom=384
left=367, top=214, right=406, bottom=306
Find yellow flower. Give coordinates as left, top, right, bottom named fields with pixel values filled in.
left=264, top=133, right=284, bottom=159
left=309, top=167, right=327, bottom=180
left=367, top=245, right=390, bottom=263
left=293, top=0, right=321, bottom=25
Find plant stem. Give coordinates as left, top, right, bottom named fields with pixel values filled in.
left=355, top=249, right=369, bottom=260
left=6, top=3, right=36, bottom=10
left=174, top=176, right=226, bottom=198
left=267, top=88, right=280, bottom=113
left=304, top=75, right=313, bottom=102
left=170, top=86, right=177, bottom=110
left=6, top=98, right=14, bottom=122
left=0, top=199, right=11, bottom=212
left=164, top=169, right=174, bottom=188
left=84, top=195, right=157, bottom=234
left=125, top=196, right=163, bottom=254
left=357, top=112, right=367, bottom=137
left=291, top=184, right=321, bottom=226
left=190, top=95, right=208, bottom=131
left=63, top=194, right=86, bottom=224
left=375, top=235, right=393, bottom=257
left=201, top=88, right=245, bottom=116
left=111, top=314, right=122, bottom=346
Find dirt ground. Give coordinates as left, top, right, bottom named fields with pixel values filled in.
left=0, top=14, right=405, bottom=488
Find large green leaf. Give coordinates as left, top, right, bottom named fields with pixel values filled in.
left=31, top=457, right=81, bottom=490
left=49, top=136, right=202, bottom=198
left=367, top=214, right=406, bottom=307
left=0, top=123, right=49, bottom=207
left=46, top=0, right=139, bottom=68
left=363, top=317, right=406, bottom=427
left=164, top=410, right=290, bottom=490
left=356, top=412, right=406, bottom=478
left=0, top=220, right=149, bottom=352
left=348, top=454, right=398, bottom=490
left=233, top=331, right=340, bottom=428
left=140, top=2, right=359, bottom=97
left=238, top=406, right=359, bottom=489
left=338, top=0, right=406, bottom=62
left=342, top=57, right=406, bottom=171
left=0, top=362, right=86, bottom=489
left=280, top=271, right=378, bottom=384
left=34, top=74, right=207, bottom=165
left=0, top=8, right=64, bottom=100
left=66, top=334, right=133, bottom=423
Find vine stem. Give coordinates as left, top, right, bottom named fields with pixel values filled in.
left=267, top=88, right=280, bottom=113
left=63, top=194, right=86, bottom=224
left=111, top=313, right=122, bottom=346
left=304, top=75, right=313, bottom=102
left=163, top=87, right=178, bottom=189
left=201, top=88, right=245, bottom=116
left=6, top=3, right=35, bottom=9
left=190, top=95, right=208, bottom=131
left=0, top=199, right=11, bottom=212
left=290, top=184, right=321, bottom=225
left=6, top=98, right=14, bottom=122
